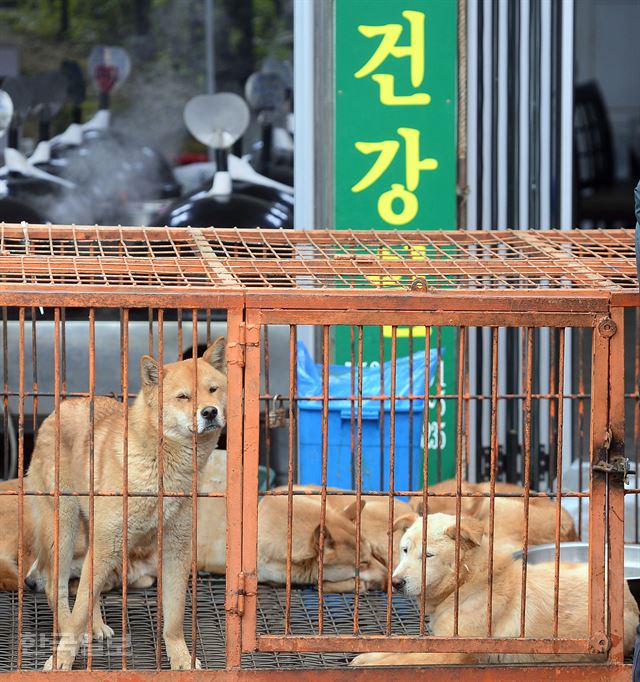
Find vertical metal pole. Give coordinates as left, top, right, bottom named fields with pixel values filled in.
left=457, top=0, right=468, bottom=229
left=226, top=308, right=247, bottom=667
left=294, top=0, right=319, bottom=231
left=589, top=320, right=609, bottom=648
left=205, top=0, right=216, bottom=162
left=608, top=308, right=626, bottom=663
left=205, top=0, right=216, bottom=94
left=241, top=311, right=261, bottom=653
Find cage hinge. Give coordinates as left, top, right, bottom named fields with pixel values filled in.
left=227, top=571, right=257, bottom=617
left=228, top=323, right=260, bottom=368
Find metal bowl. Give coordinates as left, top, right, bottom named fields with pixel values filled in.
left=513, top=542, right=640, bottom=580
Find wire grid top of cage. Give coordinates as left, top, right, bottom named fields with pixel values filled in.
left=0, top=224, right=637, bottom=294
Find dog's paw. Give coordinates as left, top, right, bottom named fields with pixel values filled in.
left=350, top=652, right=388, bottom=667
left=170, top=654, right=201, bottom=670
left=92, top=621, right=114, bottom=641
left=42, top=654, right=73, bottom=671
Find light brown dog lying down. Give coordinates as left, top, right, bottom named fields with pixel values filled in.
left=292, top=485, right=414, bottom=572
left=196, top=481, right=414, bottom=591
left=410, top=478, right=578, bottom=547
left=351, top=512, right=639, bottom=666
left=258, top=492, right=393, bottom=592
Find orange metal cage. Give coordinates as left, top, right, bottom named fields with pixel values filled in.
left=0, top=225, right=637, bottom=681
left=0, top=224, right=636, bottom=293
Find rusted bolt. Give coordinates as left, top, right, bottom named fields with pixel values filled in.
left=410, top=277, right=429, bottom=292
left=589, top=633, right=609, bottom=653
left=597, top=317, right=617, bottom=338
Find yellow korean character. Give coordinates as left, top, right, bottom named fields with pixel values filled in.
left=355, top=10, right=430, bottom=106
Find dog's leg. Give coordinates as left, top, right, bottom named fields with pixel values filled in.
left=41, top=496, right=80, bottom=636
left=162, top=513, right=201, bottom=670
left=43, top=537, right=117, bottom=671
left=91, top=600, right=113, bottom=641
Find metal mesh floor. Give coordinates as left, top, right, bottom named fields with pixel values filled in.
left=0, top=575, right=422, bottom=671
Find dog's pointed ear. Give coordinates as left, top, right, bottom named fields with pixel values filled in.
left=140, top=356, right=159, bottom=387
left=313, top=524, right=334, bottom=552
left=445, top=517, right=484, bottom=549
left=202, top=337, right=226, bottom=372
left=393, top=512, right=418, bottom=534
left=342, top=499, right=365, bottom=522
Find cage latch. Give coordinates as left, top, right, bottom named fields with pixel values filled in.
left=592, top=457, right=635, bottom=482
left=592, top=428, right=635, bottom=482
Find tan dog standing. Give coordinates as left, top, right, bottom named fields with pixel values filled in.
left=352, top=512, right=639, bottom=666
left=26, top=338, right=227, bottom=671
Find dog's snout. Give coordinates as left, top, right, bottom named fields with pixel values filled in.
left=392, top=576, right=406, bottom=592
left=24, top=575, right=38, bottom=592
left=201, top=406, right=218, bottom=421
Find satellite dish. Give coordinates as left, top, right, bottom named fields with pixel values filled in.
left=261, top=57, right=293, bottom=92
left=184, top=94, right=250, bottom=150
left=245, top=72, right=286, bottom=115
left=88, top=46, right=131, bottom=108
left=0, top=91, right=14, bottom=138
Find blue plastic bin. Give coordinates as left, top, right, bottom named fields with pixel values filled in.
left=296, top=342, right=438, bottom=495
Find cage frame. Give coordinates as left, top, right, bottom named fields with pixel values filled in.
left=0, top=224, right=635, bottom=679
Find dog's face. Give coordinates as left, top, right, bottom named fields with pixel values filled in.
left=140, top=337, right=227, bottom=442
left=391, top=512, right=484, bottom=598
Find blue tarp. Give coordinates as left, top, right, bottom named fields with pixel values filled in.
left=296, top=341, right=439, bottom=413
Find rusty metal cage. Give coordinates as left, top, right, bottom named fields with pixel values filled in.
left=0, top=224, right=637, bottom=681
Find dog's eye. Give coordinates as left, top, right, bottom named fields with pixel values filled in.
left=426, top=552, right=434, bottom=558
left=176, top=393, right=190, bottom=400
left=402, top=547, right=408, bottom=554
left=209, top=386, right=217, bottom=394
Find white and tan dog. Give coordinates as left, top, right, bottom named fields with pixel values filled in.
left=352, top=512, right=639, bottom=666
left=26, top=338, right=227, bottom=671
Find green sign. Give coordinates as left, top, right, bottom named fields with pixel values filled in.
left=335, top=0, right=457, bottom=230
left=333, top=0, right=458, bottom=485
